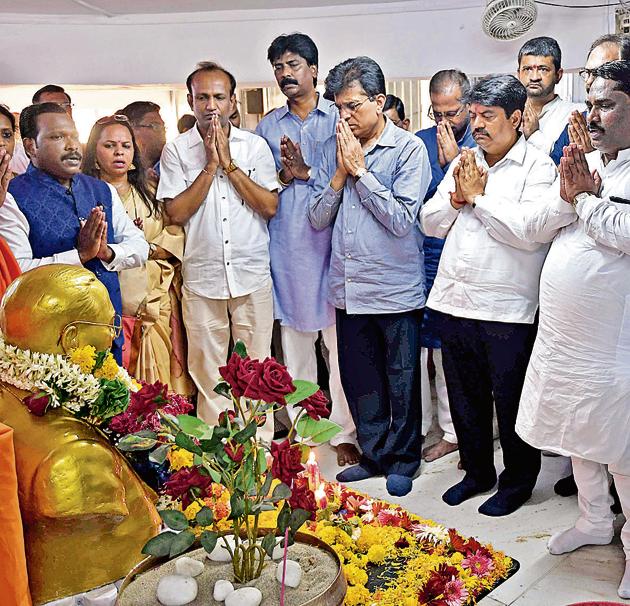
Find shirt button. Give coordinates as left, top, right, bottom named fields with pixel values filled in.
left=347, top=229, right=352, bottom=234
left=347, top=278, right=352, bottom=282
left=222, top=196, right=226, bottom=200
left=225, top=240, right=229, bottom=244
left=347, top=253, right=351, bottom=258
left=226, top=262, right=230, bottom=266
left=223, top=218, right=227, bottom=222
left=351, top=205, right=356, bottom=209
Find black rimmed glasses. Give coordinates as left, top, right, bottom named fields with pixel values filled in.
left=427, top=104, right=467, bottom=122
left=578, top=68, right=597, bottom=82
left=335, top=96, right=373, bottom=117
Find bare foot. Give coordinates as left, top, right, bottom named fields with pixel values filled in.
left=335, top=443, right=361, bottom=466
left=422, top=439, right=458, bottom=462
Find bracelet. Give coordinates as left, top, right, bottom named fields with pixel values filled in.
left=201, top=168, right=215, bottom=177
left=277, top=170, right=292, bottom=187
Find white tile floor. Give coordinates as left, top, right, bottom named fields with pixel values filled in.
left=314, top=436, right=627, bottom=605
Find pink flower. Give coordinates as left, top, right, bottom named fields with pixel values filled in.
left=443, top=577, right=469, bottom=606
left=376, top=508, right=403, bottom=527
left=461, top=550, right=495, bottom=577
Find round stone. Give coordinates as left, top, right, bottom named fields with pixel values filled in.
left=224, top=587, right=262, bottom=606
left=156, top=574, right=198, bottom=606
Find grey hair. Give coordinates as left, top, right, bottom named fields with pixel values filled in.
left=324, top=56, right=386, bottom=100
left=429, top=69, right=471, bottom=99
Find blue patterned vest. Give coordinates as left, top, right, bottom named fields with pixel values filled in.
left=9, top=164, right=124, bottom=362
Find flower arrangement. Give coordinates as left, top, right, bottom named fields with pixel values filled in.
left=0, top=339, right=137, bottom=423
left=122, top=342, right=342, bottom=585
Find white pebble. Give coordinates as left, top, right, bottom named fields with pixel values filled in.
left=225, top=587, right=262, bottom=606
left=207, top=535, right=236, bottom=562
left=213, top=579, right=235, bottom=601
left=84, top=583, right=118, bottom=605
left=275, top=558, right=303, bottom=588
left=175, top=556, right=205, bottom=577
left=271, top=537, right=286, bottom=560
left=156, top=574, right=198, bottom=606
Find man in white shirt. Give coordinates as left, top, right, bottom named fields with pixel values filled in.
left=518, top=36, right=584, bottom=154
left=0, top=103, right=148, bottom=364
left=516, top=60, right=630, bottom=600
left=421, top=74, right=571, bottom=516
left=157, top=62, right=279, bottom=438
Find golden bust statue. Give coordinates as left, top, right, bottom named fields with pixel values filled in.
left=0, top=265, right=160, bottom=605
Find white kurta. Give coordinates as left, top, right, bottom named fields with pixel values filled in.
left=517, top=148, right=630, bottom=474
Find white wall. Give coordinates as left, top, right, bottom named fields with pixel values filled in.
left=0, top=1, right=616, bottom=87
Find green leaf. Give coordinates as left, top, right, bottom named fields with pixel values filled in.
left=289, top=508, right=311, bottom=534
left=175, top=432, right=203, bottom=455
left=257, top=448, right=267, bottom=474
left=200, top=530, right=219, bottom=555
left=206, top=466, right=222, bottom=483
left=233, top=421, right=257, bottom=444
left=295, top=417, right=342, bottom=444
left=233, top=340, right=248, bottom=358
left=141, top=531, right=177, bottom=557
left=284, top=379, right=319, bottom=406
left=259, top=471, right=273, bottom=498
left=149, top=443, right=170, bottom=465
left=277, top=503, right=291, bottom=533
left=213, top=426, right=230, bottom=440
left=271, top=482, right=292, bottom=502
left=213, top=381, right=232, bottom=399
left=251, top=502, right=276, bottom=513
left=261, top=532, right=277, bottom=557
left=117, top=431, right=157, bottom=452
left=176, top=415, right=214, bottom=439
left=169, top=529, right=195, bottom=558
left=195, top=506, right=214, bottom=527
left=159, top=509, right=189, bottom=531
left=228, top=493, right=245, bottom=520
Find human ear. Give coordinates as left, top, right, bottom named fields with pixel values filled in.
left=187, top=93, right=194, bottom=112
left=59, top=325, right=78, bottom=354
left=23, top=137, right=36, bottom=160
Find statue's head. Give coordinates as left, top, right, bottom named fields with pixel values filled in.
left=0, top=265, right=118, bottom=355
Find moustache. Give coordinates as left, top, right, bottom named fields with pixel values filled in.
left=473, top=129, right=490, bottom=137
left=62, top=152, right=82, bottom=161
left=280, top=77, right=299, bottom=88
left=587, top=125, right=604, bottom=134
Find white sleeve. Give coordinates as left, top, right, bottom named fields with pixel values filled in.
left=419, top=157, right=461, bottom=238
left=0, top=193, right=82, bottom=270
left=252, top=137, right=280, bottom=192
left=576, top=194, right=630, bottom=255
left=156, top=142, right=187, bottom=202
left=526, top=129, right=553, bottom=154
left=101, top=185, right=149, bottom=271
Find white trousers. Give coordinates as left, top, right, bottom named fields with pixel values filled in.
left=281, top=324, right=357, bottom=447
left=420, top=347, right=456, bottom=443
left=572, top=456, right=630, bottom=559
left=182, top=281, right=275, bottom=443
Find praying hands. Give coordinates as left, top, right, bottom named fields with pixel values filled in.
left=559, top=143, right=601, bottom=204
left=567, top=111, right=594, bottom=154
left=451, top=148, right=487, bottom=208
left=436, top=120, right=460, bottom=167
left=279, top=135, right=310, bottom=182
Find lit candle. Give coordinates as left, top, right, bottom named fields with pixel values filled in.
left=305, top=451, right=321, bottom=491
left=314, top=484, right=328, bottom=509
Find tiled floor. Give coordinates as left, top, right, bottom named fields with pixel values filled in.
left=314, top=435, right=627, bottom=605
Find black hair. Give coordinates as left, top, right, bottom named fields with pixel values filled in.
left=464, top=74, right=527, bottom=118
left=267, top=33, right=319, bottom=87
left=177, top=114, right=196, bottom=133
left=324, top=56, right=385, bottom=100
left=82, top=116, right=158, bottom=217
left=518, top=36, right=562, bottom=71
left=19, top=103, right=68, bottom=140
left=591, top=60, right=630, bottom=96
left=32, top=84, right=71, bottom=105
left=429, top=69, right=471, bottom=98
left=589, top=34, right=630, bottom=61
left=383, top=94, right=406, bottom=120
left=118, top=101, right=161, bottom=125
left=186, top=61, right=237, bottom=96
left=0, top=105, right=16, bottom=131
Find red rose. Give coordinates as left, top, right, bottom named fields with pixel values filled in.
left=130, top=381, right=168, bottom=418
left=219, top=353, right=261, bottom=398
left=271, top=439, right=304, bottom=484
left=288, top=478, right=317, bottom=520
left=218, top=410, right=237, bottom=427
left=224, top=441, right=244, bottom=463
left=23, top=392, right=51, bottom=416
left=164, top=467, right=213, bottom=509
left=297, top=389, right=330, bottom=421
left=245, top=357, right=295, bottom=405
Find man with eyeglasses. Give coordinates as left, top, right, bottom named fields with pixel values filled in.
left=255, top=33, right=358, bottom=465
left=0, top=103, right=148, bottom=363
left=518, top=36, right=584, bottom=155
left=32, top=84, right=74, bottom=117
left=414, top=70, right=474, bottom=464
left=421, top=74, right=572, bottom=516
left=119, top=101, right=167, bottom=176
left=309, top=56, right=430, bottom=497
left=383, top=95, right=410, bottom=130
left=551, top=34, right=630, bottom=166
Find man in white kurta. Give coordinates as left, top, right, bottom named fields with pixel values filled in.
left=516, top=60, right=630, bottom=599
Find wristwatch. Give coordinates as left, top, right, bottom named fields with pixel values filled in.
left=224, top=160, right=239, bottom=175
left=571, top=191, right=592, bottom=208
left=355, top=167, right=368, bottom=180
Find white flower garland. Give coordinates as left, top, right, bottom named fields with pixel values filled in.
left=0, top=338, right=130, bottom=414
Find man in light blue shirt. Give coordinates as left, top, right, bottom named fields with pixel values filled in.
left=255, top=33, right=358, bottom=465
left=309, top=56, right=430, bottom=496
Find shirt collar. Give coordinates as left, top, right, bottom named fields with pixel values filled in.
left=475, top=134, right=528, bottom=168
left=275, top=93, right=336, bottom=121
left=370, top=116, right=399, bottom=149
left=599, top=146, right=630, bottom=169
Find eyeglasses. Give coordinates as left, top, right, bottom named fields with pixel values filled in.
left=59, top=314, right=123, bottom=344
left=96, top=114, right=130, bottom=126
left=578, top=68, right=597, bottom=82
left=335, top=96, right=373, bottom=116
left=428, top=104, right=467, bottom=122
left=59, top=102, right=74, bottom=110
left=136, top=123, right=166, bottom=132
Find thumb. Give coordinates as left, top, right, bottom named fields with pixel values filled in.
left=592, top=170, right=602, bottom=192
